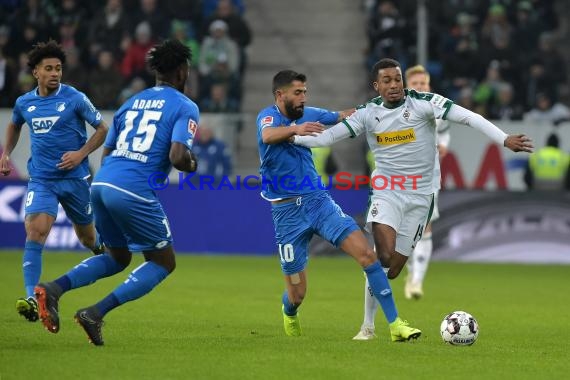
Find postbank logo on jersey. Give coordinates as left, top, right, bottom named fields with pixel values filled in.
left=31, top=116, right=60, bottom=134
left=375, top=128, right=416, bottom=145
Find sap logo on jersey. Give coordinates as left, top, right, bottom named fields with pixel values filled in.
left=31, top=116, right=60, bottom=134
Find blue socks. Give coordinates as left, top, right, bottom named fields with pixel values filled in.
left=23, top=240, right=43, bottom=298
left=99, top=261, right=168, bottom=316
left=282, top=291, right=298, bottom=316
left=54, top=253, right=126, bottom=293
left=363, top=261, right=398, bottom=323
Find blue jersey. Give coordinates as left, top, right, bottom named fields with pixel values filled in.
left=257, top=105, right=338, bottom=200
left=12, top=84, right=102, bottom=179
left=95, top=85, right=199, bottom=195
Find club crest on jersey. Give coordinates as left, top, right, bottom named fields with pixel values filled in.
left=56, top=102, right=66, bottom=112
left=188, top=119, right=198, bottom=136
left=403, top=108, right=410, bottom=121
left=261, top=116, right=274, bottom=128
left=31, top=116, right=60, bottom=134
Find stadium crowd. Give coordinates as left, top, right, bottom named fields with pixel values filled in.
left=362, top=0, right=570, bottom=124
left=0, top=0, right=251, bottom=112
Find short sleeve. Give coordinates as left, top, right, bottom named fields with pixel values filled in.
left=11, top=100, right=25, bottom=126
left=172, top=103, right=200, bottom=149
left=75, top=93, right=103, bottom=128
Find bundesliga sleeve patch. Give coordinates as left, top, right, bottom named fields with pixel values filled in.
left=188, top=119, right=198, bottom=136
left=261, top=116, right=274, bottom=128
left=430, top=94, right=450, bottom=109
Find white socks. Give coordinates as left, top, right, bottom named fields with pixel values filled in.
left=411, top=233, right=432, bottom=285
left=362, top=277, right=379, bottom=328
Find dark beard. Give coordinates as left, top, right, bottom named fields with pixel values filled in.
left=285, top=102, right=304, bottom=120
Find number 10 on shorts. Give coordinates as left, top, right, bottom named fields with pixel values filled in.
left=278, top=243, right=294, bottom=263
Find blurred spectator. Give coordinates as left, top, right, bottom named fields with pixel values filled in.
left=192, top=125, right=232, bottom=183
left=0, top=44, right=17, bottom=107
left=15, top=51, right=34, bottom=94
left=202, top=0, right=245, bottom=19
left=365, top=1, right=408, bottom=69
left=164, top=0, right=202, bottom=26
left=56, top=0, right=88, bottom=46
left=512, top=1, right=544, bottom=64
left=88, top=0, right=132, bottom=59
left=523, top=92, right=570, bottom=124
left=200, top=82, right=239, bottom=113
left=121, top=21, right=155, bottom=85
left=524, top=133, right=570, bottom=190
left=171, top=19, right=201, bottom=99
left=118, top=76, right=146, bottom=104
left=488, top=82, right=524, bottom=121
left=523, top=59, right=558, bottom=110
left=62, top=47, right=88, bottom=91
left=202, top=0, right=251, bottom=73
left=441, top=40, right=480, bottom=100
left=530, top=32, right=567, bottom=91
left=199, top=20, right=240, bottom=103
left=132, top=0, right=170, bottom=39
left=89, top=49, right=124, bottom=109
left=473, top=60, right=508, bottom=114
left=10, top=0, right=53, bottom=37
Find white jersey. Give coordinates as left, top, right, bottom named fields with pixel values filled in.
left=343, top=89, right=452, bottom=194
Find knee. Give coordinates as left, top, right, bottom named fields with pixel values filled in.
left=26, top=226, right=50, bottom=243
left=357, top=248, right=377, bottom=268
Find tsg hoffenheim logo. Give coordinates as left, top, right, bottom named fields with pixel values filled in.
left=56, top=102, right=66, bottom=112
left=31, top=116, right=60, bottom=134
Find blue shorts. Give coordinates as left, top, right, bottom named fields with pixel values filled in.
left=25, top=178, right=93, bottom=225
left=271, top=191, right=360, bottom=275
left=91, top=184, right=172, bottom=252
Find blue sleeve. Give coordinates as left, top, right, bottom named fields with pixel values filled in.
left=11, top=100, right=25, bottom=126
left=104, top=118, right=119, bottom=149
left=172, top=103, right=200, bottom=149
left=306, top=107, right=339, bottom=125
left=74, top=93, right=103, bottom=128
left=257, top=108, right=279, bottom=132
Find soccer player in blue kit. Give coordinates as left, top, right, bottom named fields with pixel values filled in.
left=257, top=70, right=421, bottom=341
left=34, top=39, right=199, bottom=345
left=0, top=40, right=108, bottom=323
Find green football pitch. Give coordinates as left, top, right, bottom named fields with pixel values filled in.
left=0, top=251, right=568, bottom=380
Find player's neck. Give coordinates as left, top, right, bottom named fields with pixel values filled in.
left=37, top=84, right=59, bottom=97
left=156, top=80, right=179, bottom=91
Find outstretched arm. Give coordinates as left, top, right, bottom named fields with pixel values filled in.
left=446, top=105, right=533, bottom=152
left=262, top=122, right=324, bottom=145
left=293, top=121, right=353, bottom=148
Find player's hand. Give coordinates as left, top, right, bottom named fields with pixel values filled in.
left=0, top=155, right=11, bottom=176
left=57, top=151, right=86, bottom=170
left=504, top=134, right=533, bottom=153
left=294, top=122, right=325, bottom=136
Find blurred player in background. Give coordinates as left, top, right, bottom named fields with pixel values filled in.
left=403, top=65, right=450, bottom=300
left=292, top=58, right=533, bottom=340
left=34, top=39, right=199, bottom=346
left=258, top=69, right=422, bottom=341
left=0, top=40, right=108, bottom=323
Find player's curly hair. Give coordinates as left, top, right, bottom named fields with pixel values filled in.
left=27, top=40, right=66, bottom=69
left=147, top=39, right=191, bottom=75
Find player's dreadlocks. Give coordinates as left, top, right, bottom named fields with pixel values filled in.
left=147, top=39, right=191, bottom=75
left=27, top=40, right=66, bottom=69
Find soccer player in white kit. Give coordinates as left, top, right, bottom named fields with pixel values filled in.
left=403, top=65, right=449, bottom=300
left=292, top=58, right=533, bottom=340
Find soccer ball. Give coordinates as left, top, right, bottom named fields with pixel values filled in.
left=440, top=311, right=479, bottom=346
